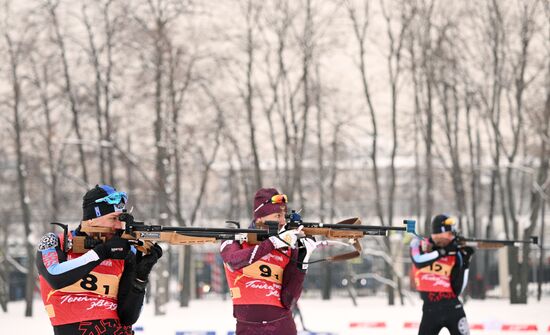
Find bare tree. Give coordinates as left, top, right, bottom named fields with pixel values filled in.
left=520, top=13, right=549, bottom=301
left=131, top=0, right=191, bottom=314
left=347, top=0, right=384, bottom=227
left=290, top=0, right=314, bottom=207
left=46, top=0, right=89, bottom=185
left=82, top=3, right=107, bottom=182
left=0, top=209, right=11, bottom=312
left=325, top=120, right=345, bottom=300
left=3, top=2, right=36, bottom=316
left=426, top=15, right=473, bottom=235
left=29, top=52, right=64, bottom=222
left=536, top=1, right=550, bottom=302
left=506, top=0, right=540, bottom=304
left=408, top=14, right=423, bottom=222
left=464, top=84, right=485, bottom=298
left=418, top=1, right=437, bottom=234
left=523, top=87, right=549, bottom=302
left=101, top=0, right=119, bottom=184
left=380, top=0, right=413, bottom=305
left=243, top=0, right=264, bottom=192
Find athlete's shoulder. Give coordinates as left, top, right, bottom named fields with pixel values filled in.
left=37, top=232, right=59, bottom=251
left=220, top=240, right=240, bottom=252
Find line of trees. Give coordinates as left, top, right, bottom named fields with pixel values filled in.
left=0, top=0, right=548, bottom=316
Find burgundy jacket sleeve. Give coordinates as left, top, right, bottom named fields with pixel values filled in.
left=220, top=239, right=276, bottom=270
left=280, top=248, right=306, bottom=309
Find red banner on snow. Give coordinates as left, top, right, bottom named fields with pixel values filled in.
left=501, top=324, right=537, bottom=331
left=349, top=321, right=386, bottom=328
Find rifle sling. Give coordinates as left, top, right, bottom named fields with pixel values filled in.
left=326, top=239, right=362, bottom=261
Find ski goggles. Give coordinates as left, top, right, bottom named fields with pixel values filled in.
left=436, top=217, right=456, bottom=233
left=443, top=217, right=455, bottom=226
left=95, top=191, right=128, bottom=206
left=254, top=194, right=288, bottom=213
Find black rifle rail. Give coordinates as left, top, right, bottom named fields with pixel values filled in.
left=289, top=221, right=407, bottom=231
left=125, top=223, right=270, bottom=240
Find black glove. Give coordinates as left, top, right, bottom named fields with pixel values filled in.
left=135, top=243, right=163, bottom=282
left=460, top=246, right=475, bottom=267
left=436, top=240, right=458, bottom=257
left=93, top=236, right=130, bottom=260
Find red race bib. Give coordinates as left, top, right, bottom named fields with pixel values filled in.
left=412, top=255, right=455, bottom=293
left=224, top=242, right=291, bottom=307
left=39, top=234, right=125, bottom=326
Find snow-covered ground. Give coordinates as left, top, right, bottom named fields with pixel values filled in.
left=2, top=296, right=549, bottom=335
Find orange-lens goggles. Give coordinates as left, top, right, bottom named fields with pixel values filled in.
left=443, top=218, right=455, bottom=226
left=270, top=194, right=288, bottom=204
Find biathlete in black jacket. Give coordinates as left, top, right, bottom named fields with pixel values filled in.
left=36, top=185, right=162, bottom=335
left=410, top=214, right=475, bottom=335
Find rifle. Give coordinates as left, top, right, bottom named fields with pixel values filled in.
left=70, top=212, right=275, bottom=254
left=454, top=234, right=539, bottom=249
left=285, top=210, right=410, bottom=236
left=247, top=211, right=415, bottom=261
left=63, top=211, right=416, bottom=261
left=402, top=219, right=539, bottom=249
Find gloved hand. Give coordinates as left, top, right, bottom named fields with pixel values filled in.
left=297, top=237, right=317, bottom=270
left=94, top=236, right=130, bottom=260
left=460, top=246, right=475, bottom=267
left=269, top=227, right=302, bottom=249
left=135, top=243, right=163, bottom=282
left=436, top=240, right=458, bottom=257
left=420, top=239, right=433, bottom=253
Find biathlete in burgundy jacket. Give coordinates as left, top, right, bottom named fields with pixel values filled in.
left=36, top=185, right=163, bottom=335
left=220, top=188, right=316, bottom=335
left=410, top=214, right=475, bottom=335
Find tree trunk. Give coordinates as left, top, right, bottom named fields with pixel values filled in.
left=153, top=18, right=169, bottom=315
left=82, top=4, right=107, bottom=183
left=102, top=0, right=116, bottom=185
left=180, top=245, right=193, bottom=307
left=324, top=123, right=342, bottom=300
left=409, top=32, right=423, bottom=221
left=7, top=33, right=35, bottom=317
left=31, top=57, right=60, bottom=222
left=519, top=80, right=550, bottom=303
left=537, top=201, right=545, bottom=301
left=380, top=0, right=409, bottom=306
left=244, top=0, right=262, bottom=192
left=423, top=74, right=434, bottom=234
left=182, top=131, right=221, bottom=306
left=48, top=1, right=88, bottom=184
left=466, top=91, right=484, bottom=298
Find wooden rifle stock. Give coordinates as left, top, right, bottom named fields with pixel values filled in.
left=456, top=235, right=538, bottom=249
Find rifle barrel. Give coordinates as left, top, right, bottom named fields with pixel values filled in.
left=460, top=237, right=537, bottom=245
left=126, top=224, right=267, bottom=235
left=292, top=222, right=406, bottom=231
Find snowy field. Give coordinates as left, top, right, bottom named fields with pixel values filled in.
left=2, top=296, right=549, bottom=335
